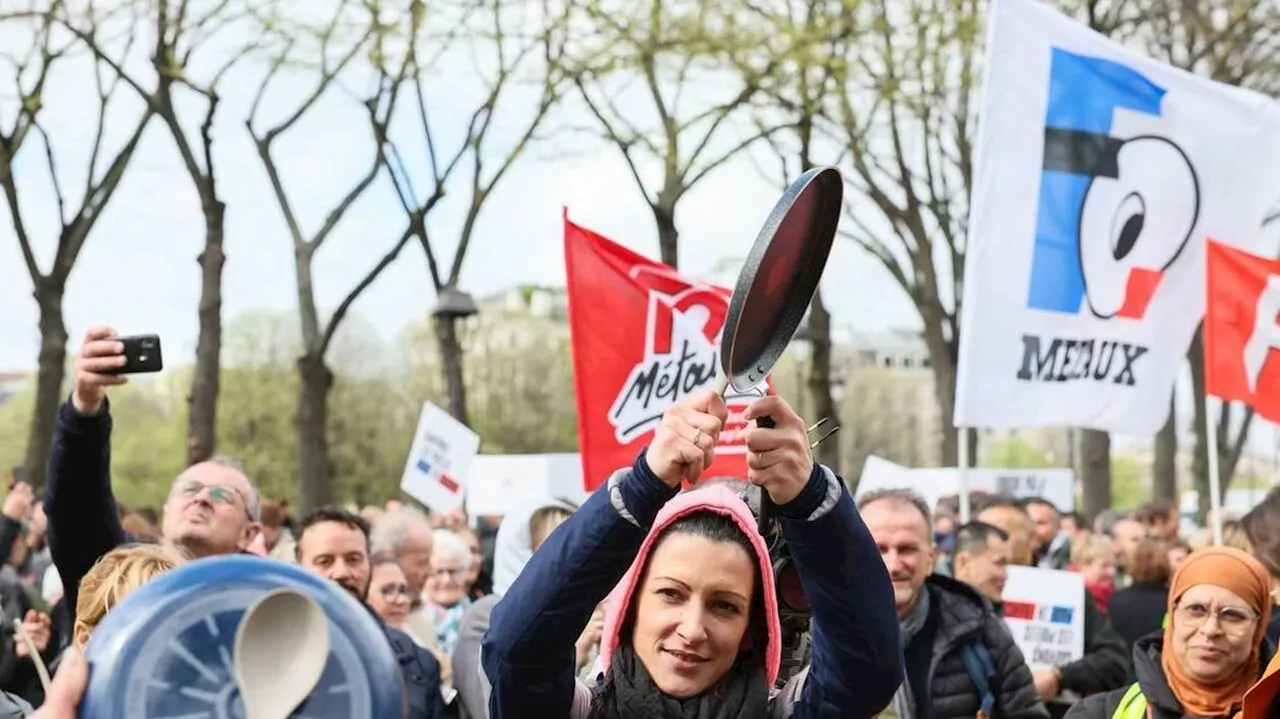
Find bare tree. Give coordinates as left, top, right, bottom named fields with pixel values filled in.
left=826, top=0, right=980, bottom=468
left=1139, top=0, right=1280, bottom=519
left=1, top=2, right=153, bottom=487
left=374, top=0, right=569, bottom=425
left=567, top=0, right=784, bottom=267
left=747, top=0, right=851, bottom=470
left=246, top=0, right=415, bottom=513
left=63, top=0, right=262, bottom=468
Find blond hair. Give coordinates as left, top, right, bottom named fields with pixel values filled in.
left=74, top=545, right=176, bottom=649
left=1071, top=535, right=1113, bottom=566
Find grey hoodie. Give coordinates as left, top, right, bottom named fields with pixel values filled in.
left=453, top=496, right=577, bottom=719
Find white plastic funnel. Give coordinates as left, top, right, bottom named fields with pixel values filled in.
left=233, top=588, right=331, bottom=719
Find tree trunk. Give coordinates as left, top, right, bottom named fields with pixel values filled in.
left=186, top=199, right=226, bottom=466
left=1153, top=389, right=1178, bottom=501
left=1079, top=429, right=1112, bottom=523
left=436, top=314, right=470, bottom=426
left=296, top=353, right=334, bottom=515
left=806, top=288, right=839, bottom=473
left=654, top=203, right=679, bottom=269
left=921, top=313, right=960, bottom=466
left=22, top=284, right=68, bottom=489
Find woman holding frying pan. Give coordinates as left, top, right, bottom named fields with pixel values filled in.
left=480, top=390, right=902, bottom=719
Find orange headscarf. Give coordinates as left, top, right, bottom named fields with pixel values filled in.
left=1162, top=546, right=1271, bottom=718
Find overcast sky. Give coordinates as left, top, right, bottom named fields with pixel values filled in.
left=3, top=16, right=1279, bottom=462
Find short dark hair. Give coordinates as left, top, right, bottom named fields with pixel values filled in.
left=858, top=489, right=932, bottom=529
left=1020, top=497, right=1059, bottom=515
left=1062, top=511, right=1085, bottom=527
left=975, top=494, right=1024, bottom=515
left=295, top=507, right=372, bottom=561
left=951, top=521, right=1009, bottom=564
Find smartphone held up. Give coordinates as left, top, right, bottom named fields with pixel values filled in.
left=104, top=334, right=164, bottom=375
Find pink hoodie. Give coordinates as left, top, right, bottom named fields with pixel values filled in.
left=595, top=484, right=782, bottom=688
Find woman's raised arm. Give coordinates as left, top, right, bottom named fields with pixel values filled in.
left=481, top=454, right=678, bottom=718
left=775, top=465, right=904, bottom=718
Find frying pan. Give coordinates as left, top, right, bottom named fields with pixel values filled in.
left=720, top=166, right=844, bottom=534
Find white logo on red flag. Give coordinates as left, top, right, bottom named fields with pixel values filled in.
left=565, top=215, right=764, bottom=492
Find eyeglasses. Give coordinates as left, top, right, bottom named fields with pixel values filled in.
left=378, top=583, right=413, bottom=599
left=173, top=480, right=242, bottom=506
left=1175, top=602, right=1260, bottom=635
left=172, top=480, right=251, bottom=519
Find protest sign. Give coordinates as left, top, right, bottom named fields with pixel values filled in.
left=857, top=456, right=1075, bottom=512
left=464, top=453, right=589, bottom=517
left=399, top=402, right=481, bottom=514
left=1001, top=566, right=1085, bottom=671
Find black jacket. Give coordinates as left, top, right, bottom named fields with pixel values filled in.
left=1065, top=633, right=1275, bottom=719
left=384, top=620, right=448, bottom=719
left=1108, top=583, right=1169, bottom=655
left=44, top=399, right=127, bottom=617
left=1058, top=590, right=1131, bottom=697
left=916, top=574, right=1049, bottom=719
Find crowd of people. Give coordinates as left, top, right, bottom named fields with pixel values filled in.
left=5, top=327, right=1280, bottom=719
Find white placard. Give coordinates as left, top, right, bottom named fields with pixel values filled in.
left=399, top=402, right=481, bottom=515
left=464, top=454, right=589, bottom=517
left=857, top=456, right=1075, bottom=512
left=1001, top=566, right=1086, bottom=671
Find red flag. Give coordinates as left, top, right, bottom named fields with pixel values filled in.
left=565, top=212, right=764, bottom=492
left=1204, top=239, right=1280, bottom=423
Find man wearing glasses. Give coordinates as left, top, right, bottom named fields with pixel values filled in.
left=45, top=327, right=263, bottom=617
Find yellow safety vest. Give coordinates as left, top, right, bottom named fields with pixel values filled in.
left=1112, top=683, right=1151, bottom=719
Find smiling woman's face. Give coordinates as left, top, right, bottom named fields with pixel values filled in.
left=629, top=533, right=755, bottom=699
left=1171, top=583, right=1259, bottom=685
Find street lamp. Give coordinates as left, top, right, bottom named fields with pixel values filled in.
left=432, top=286, right=479, bottom=320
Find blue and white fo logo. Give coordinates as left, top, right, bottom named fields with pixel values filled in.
left=1027, top=49, right=1201, bottom=320
left=1018, top=49, right=1201, bottom=387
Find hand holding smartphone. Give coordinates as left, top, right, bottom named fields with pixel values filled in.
left=103, top=334, right=164, bottom=375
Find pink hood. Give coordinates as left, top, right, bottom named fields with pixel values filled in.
left=597, top=485, right=782, bottom=687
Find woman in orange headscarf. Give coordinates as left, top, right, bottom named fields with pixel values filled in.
left=1066, top=546, right=1273, bottom=719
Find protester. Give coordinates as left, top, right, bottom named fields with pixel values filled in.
left=454, top=525, right=485, bottom=600
left=1108, top=537, right=1173, bottom=653
left=426, top=529, right=472, bottom=656
left=1066, top=547, right=1273, bottom=719
left=454, top=497, right=575, bottom=719
left=1071, top=536, right=1118, bottom=613
left=863, top=488, right=1047, bottom=718
left=370, top=505, right=451, bottom=677
left=1242, top=489, right=1280, bottom=649
left=72, top=545, right=175, bottom=649
left=294, top=507, right=447, bottom=719
left=1024, top=498, right=1072, bottom=571
left=483, top=391, right=903, bottom=718
left=1110, top=518, right=1146, bottom=588
left=367, top=553, right=415, bottom=630
left=978, top=497, right=1038, bottom=567
left=982, top=498, right=1129, bottom=712
left=258, top=500, right=296, bottom=562
left=951, top=521, right=1012, bottom=603
left=46, top=328, right=262, bottom=617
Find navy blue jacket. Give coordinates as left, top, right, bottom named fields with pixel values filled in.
left=481, top=453, right=903, bottom=718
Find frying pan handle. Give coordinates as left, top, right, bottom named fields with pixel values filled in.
left=755, top=415, right=776, bottom=536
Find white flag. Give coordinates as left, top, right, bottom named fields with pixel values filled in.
left=953, top=0, right=1280, bottom=434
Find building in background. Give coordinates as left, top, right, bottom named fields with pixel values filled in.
left=0, top=372, right=27, bottom=410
